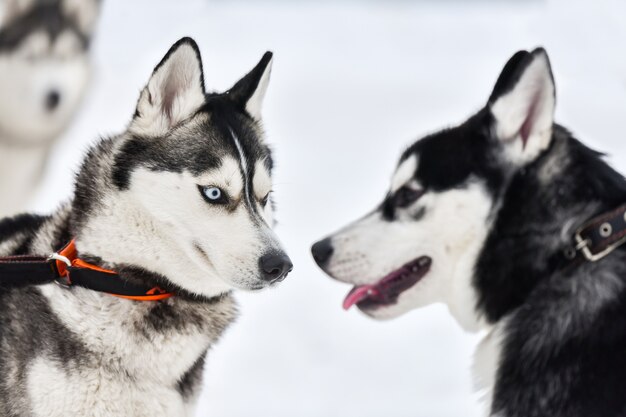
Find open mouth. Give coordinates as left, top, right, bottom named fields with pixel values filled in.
left=342, top=256, right=432, bottom=310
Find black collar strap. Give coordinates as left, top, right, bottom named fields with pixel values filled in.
left=0, top=240, right=173, bottom=301
left=566, top=203, right=626, bottom=263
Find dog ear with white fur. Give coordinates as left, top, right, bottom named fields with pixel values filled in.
left=488, top=48, right=556, bottom=165
left=61, top=0, right=101, bottom=37
left=130, top=37, right=206, bottom=137
left=227, top=51, right=273, bottom=120
left=1, top=0, right=35, bottom=24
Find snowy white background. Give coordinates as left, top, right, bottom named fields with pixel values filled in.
left=6, top=0, right=626, bottom=415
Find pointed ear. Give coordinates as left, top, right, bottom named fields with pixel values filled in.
left=131, top=37, right=206, bottom=137
left=227, top=52, right=273, bottom=120
left=1, top=0, right=35, bottom=24
left=62, top=0, right=102, bottom=37
left=488, top=48, right=556, bottom=163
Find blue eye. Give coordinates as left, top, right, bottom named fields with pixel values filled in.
left=199, top=186, right=227, bottom=204
left=205, top=187, right=221, bottom=200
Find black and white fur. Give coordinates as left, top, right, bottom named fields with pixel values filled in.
left=312, top=48, right=626, bottom=416
left=0, top=37, right=291, bottom=416
left=0, top=0, right=100, bottom=217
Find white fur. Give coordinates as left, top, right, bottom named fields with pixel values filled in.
left=253, top=159, right=273, bottom=221
left=490, top=51, right=555, bottom=166
left=473, top=324, right=504, bottom=416
left=0, top=32, right=90, bottom=145
left=131, top=42, right=205, bottom=137
left=61, top=0, right=101, bottom=36
left=325, top=163, right=497, bottom=414
left=326, top=180, right=492, bottom=327
left=1, top=0, right=35, bottom=24
left=83, top=44, right=283, bottom=298
left=27, top=356, right=182, bottom=417
left=245, top=56, right=272, bottom=120
left=229, top=128, right=253, bottom=208
left=27, top=283, right=229, bottom=417
left=78, top=153, right=284, bottom=296
left=390, top=154, right=417, bottom=193
left=253, top=160, right=272, bottom=197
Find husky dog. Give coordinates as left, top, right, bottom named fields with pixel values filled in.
left=0, top=37, right=292, bottom=416
left=312, top=48, right=626, bottom=417
left=0, top=0, right=100, bottom=217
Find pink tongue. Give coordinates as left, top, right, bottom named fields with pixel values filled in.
left=343, top=285, right=378, bottom=310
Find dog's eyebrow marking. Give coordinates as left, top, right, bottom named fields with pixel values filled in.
left=227, top=127, right=254, bottom=210
left=391, top=154, right=418, bottom=193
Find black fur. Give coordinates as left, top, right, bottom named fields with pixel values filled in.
left=382, top=109, right=504, bottom=222
left=177, top=352, right=207, bottom=399
left=387, top=49, right=626, bottom=417
left=226, top=51, right=273, bottom=109
left=339, top=48, right=626, bottom=416
left=0, top=287, right=89, bottom=416
left=0, top=213, right=50, bottom=254
left=487, top=48, right=554, bottom=105
left=0, top=213, right=48, bottom=243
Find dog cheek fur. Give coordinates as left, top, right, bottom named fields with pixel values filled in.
left=327, top=181, right=492, bottom=326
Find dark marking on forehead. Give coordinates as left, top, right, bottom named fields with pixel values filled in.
left=0, top=0, right=89, bottom=52
left=111, top=128, right=223, bottom=190
left=112, top=93, right=272, bottom=194
left=399, top=109, right=504, bottom=194
left=201, top=94, right=272, bottom=219
left=379, top=110, right=508, bottom=222
left=201, top=94, right=271, bottom=167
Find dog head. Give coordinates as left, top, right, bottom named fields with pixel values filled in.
left=0, top=0, right=99, bottom=145
left=73, top=38, right=292, bottom=298
left=313, top=48, right=557, bottom=329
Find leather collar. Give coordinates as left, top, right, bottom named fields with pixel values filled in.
left=565, top=203, right=626, bottom=263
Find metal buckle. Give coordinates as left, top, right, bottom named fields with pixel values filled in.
left=47, top=253, right=72, bottom=287
left=574, top=227, right=626, bottom=262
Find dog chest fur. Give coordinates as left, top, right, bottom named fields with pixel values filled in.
left=0, top=279, right=237, bottom=416
left=0, top=210, right=237, bottom=416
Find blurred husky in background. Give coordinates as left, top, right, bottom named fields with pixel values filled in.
left=0, top=0, right=100, bottom=217
left=313, top=49, right=626, bottom=416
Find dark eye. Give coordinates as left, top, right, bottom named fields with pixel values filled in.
left=199, top=185, right=228, bottom=204
left=394, top=187, right=423, bottom=208
left=261, top=193, right=270, bottom=208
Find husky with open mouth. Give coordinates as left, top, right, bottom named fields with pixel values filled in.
left=0, top=0, right=100, bottom=217
left=312, top=48, right=626, bottom=416
left=0, top=37, right=291, bottom=416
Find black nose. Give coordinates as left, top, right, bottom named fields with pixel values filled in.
left=259, top=252, right=293, bottom=283
left=45, top=90, right=61, bottom=111
left=311, top=238, right=334, bottom=268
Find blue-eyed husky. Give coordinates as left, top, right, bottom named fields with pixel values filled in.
left=0, top=0, right=100, bottom=217
left=0, top=37, right=292, bottom=416
left=312, top=48, right=626, bottom=417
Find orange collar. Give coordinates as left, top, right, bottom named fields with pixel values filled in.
left=50, top=240, right=174, bottom=301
